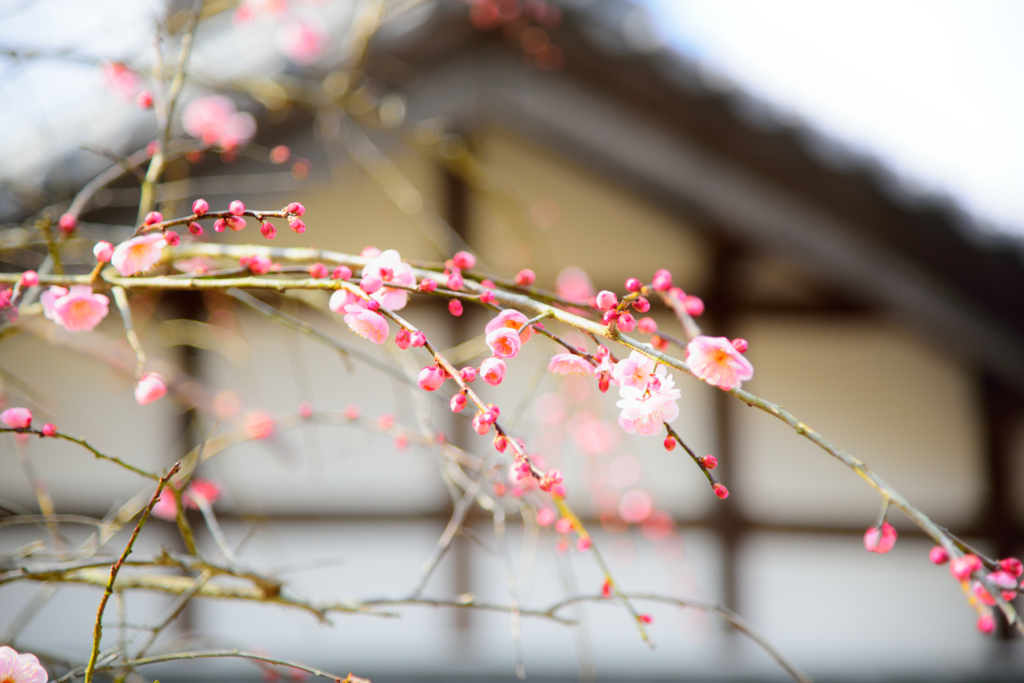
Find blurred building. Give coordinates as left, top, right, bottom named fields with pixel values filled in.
left=3, top=1, right=1024, bottom=681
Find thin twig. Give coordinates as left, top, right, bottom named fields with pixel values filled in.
left=83, top=461, right=181, bottom=683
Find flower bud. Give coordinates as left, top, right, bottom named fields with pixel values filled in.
left=452, top=251, right=476, bottom=269
left=192, top=198, right=209, bottom=215
left=449, top=299, right=463, bottom=316
left=515, top=269, right=536, bottom=286
left=625, top=277, right=642, bottom=292
left=595, top=290, right=618, bottom=310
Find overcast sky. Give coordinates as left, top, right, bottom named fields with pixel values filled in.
left=646, top=0, right=1024, bottom=235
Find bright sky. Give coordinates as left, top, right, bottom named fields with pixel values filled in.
left=645, top=0, right=1024, bottom=235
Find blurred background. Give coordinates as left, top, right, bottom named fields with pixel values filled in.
left=2, top=0, right=1024, bottom=680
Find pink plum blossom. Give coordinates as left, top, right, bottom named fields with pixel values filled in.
left=486, top=327, right=522, bottom=359
left=182, top=95, right=256, bottom=149
left=1, top=407, right=32, bottom=429
left=616, top=372, right=681, bottom=436
left=102, top=62, right=140, bottom=99
left=362, top=249, right=416, bottom=310
left=0, top=646, right=47, bottom=683
left=929, top=546, right=950, bottom=564
left=343, top=304, right=389, bottom=344
left=152, top=488, right=179, bottom=521
left=480, top=357, right=507, bottom=386
left=863, top=522, right=897, bottom=554
left=618, top=489, right=653, bottom=523
left=185, top=478, right=222, bottom=508
left=515, top=269, right=535, bottom=286
left=686, top=335, right=754, bottom=391
left=277, top=21, right=328, bottom=65
left=43, top=286, right=110, bottom=332
left=536, top=508, right=556, bottom=526
left=547, top=353, right=593, bottom=377
left=612, top=351, right=658, bottom=389
left=135, top=372, right=167, bottom=405
left=485, top=308, right=533, bottom=343
left=112, top=233, right=167, bottom=276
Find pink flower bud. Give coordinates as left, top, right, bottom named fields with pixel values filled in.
left=308, top=263, right=329, bottom=279
left=494, top=435, right=508, bottom=452
left=143, top=211, right=163, bottom=226
left=345, top=404, right=361, bottom=420
left=447, top=271, right=464, bottom=291
left=41, top=423, right=57, bottom=437
left=731, top=338, right=748, bottom=353
left=244, top=411, right=275, bottom=440
left=929, top=546, right=949, bottom=565
left=192, top=198, right=209, bottom=215
left=1000, top=557, right=1023, bottom=578
left=0, top=407, right=33, bottom=429
left=625, top=277, right=642, bottom=292
left=332, top=265, right=352, bottom=280
left=418, top=365, right=445, bottom=392
left=632, top=296, right=650, bottom=313
left=58, top=212, right=77, bottom=234
left=480, top=357, right=506, bottom=386
left=134, top=372, right=167, bottom=405
left=595, top=290, right=618, bottom=310
left=366, top=300, right=380, bottom=312
left=418, top=278, right=437, bottom=292
left=638, top=614, right=654, bottom=624
left=404, top=330, right=425, bottom=348
left=472, top=413, right=492, bottom=436
left=864, top=522, right=898, bottom=554
left=950, top=554, right=982, bottom=581
left=652, top=269, right=672, bottom=291
left=637, top=317, right=657, bottom=334
left=617, top=312, right=636, bottom=332
left=286, top=202, right=306, bottom=216
left=555, top=518, right=573, bottom=534
left=602, top=309, right=619, bottom=324
left=452, top=251, right=476, bottom=269
left=684, top=295, right=704, bottom=316
left=450, top=393, right=467, bottom=412
left=701, top=455, right=718, bottom=470
left=164, top=230, right=180, bottom=247
left=228, top=200, right=246, bottom=216
left=226, top=216, right=246, bottom=231
left=663, top=436, right=676, bottom=451
left=260, top=221, right=276, bottom=239
left=20, top=270, right=38, bottom=287
left=460, top=366, right=477, bottom=382
left=360, top=274, right=383, bottom=294
left=214, top=218, right=227, bottom=232
left=297, top=401, right=313, bottom=418
left=449, top=299, right=464, bottom=317
left=289, top=217, right=306, bottom=233
left=188, top=222, right=203, bottom=236
left=136, top=90, right=153, bottom=108
left=537, top=507, right=555, bottom=526
left=977, top=614, right=995, bottom=634
left=395, top=328, right=411, bottom=350
left=515, top=269, right=536, bottom=286
left=713, top=483, right=729, bottom=499
left=577, top=538, right=592, bottom=551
